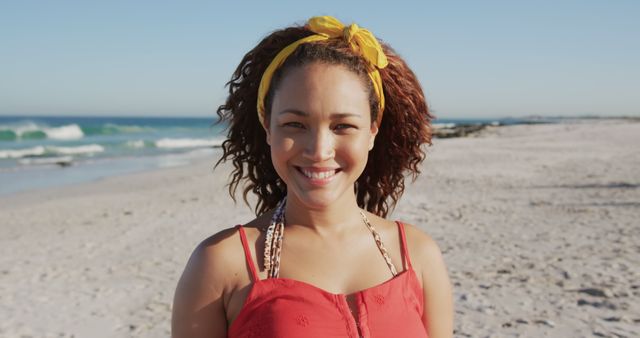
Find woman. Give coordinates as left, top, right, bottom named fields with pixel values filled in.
left=172, top=16, right=453, bottom=338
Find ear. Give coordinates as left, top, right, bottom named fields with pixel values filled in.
left=368, top=123, right=379, bottom=151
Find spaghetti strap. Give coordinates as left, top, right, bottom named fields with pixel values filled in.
left=396, top=221, right=413, bottom=270
left=236, top=225, right=259, bottom=282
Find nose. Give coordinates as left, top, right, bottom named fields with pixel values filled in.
left=302, top=128, right=335, bottom=162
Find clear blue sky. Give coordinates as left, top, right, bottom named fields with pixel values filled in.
left=1, top=0, right=638, bottom=118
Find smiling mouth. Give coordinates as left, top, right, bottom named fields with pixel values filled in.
left=295, top=166, right=342, bottom=180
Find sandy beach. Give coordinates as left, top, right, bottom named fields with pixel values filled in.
left=1, top=119, right=638, bottom=337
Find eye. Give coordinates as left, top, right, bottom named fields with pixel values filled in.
left=334, top=124, right=357, bottom=130
left=283, top=122, right=305, bottom=129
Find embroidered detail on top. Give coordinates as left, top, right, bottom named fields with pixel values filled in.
left=374, top=294, right=385, bottom=305
left=295, top=314, right=310, bottom=327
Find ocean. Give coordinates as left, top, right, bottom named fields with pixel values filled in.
left=0, top=115, right=546, bottom=195
left=0, top=116, right=226, bottom=195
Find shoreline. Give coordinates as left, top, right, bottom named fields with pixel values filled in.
left=1, top=118, right=638, bottom=337
left=0, top=147, right=220, bottom=197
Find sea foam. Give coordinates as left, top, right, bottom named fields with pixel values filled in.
left=0, top=122, right=84, bottom=140
left=47, top=144, right=104, bottom=155
left=44, top=124, right=84, bottom=140
left=125, top=140, right=146, bottom=148
left=0, top=146, right=46, bottom=159
left=0, top=144, right=104, bottom=159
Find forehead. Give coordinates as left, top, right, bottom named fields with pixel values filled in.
left=271, top=62, right=371, bottom=118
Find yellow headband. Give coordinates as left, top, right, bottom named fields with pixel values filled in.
left=256, top=16, right=388, bottom=127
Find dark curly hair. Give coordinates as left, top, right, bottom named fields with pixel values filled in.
left=214, top=22, right=433, bottom=218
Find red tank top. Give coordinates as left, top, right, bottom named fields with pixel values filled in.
left=228, top=221, right=428, bottom=338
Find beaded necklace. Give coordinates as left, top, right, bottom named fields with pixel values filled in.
left=263, top=198, right=398, bottom=278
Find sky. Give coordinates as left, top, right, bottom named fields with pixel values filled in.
left=1, top=0, right=638, bottom=118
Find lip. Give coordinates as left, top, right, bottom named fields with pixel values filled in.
left=294, top=166, right=341, bottom=186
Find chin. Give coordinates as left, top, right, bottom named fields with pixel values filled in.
left=289, top=191, right=343, bottom=210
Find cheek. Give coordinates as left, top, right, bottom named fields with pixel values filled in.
left=342, top=136, right=373, bottom=166
left=276, top=135, right=296, bottom=150
left=270, top=135, right=296, bottom=162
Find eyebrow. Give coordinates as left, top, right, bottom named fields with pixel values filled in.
left=277, top=109, right=362, bottom=118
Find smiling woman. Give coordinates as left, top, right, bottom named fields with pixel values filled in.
left=172, top=16, right=453, bottom=338
left=266, top=63, right=377, bottom=211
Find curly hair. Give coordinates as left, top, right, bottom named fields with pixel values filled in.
left=214, top=23, right=433, bottom=218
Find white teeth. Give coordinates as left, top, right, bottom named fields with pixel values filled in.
left=301, top=169, right=336, bottom=179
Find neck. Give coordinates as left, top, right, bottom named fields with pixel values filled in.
left=283, top=193, right=364, bottom=238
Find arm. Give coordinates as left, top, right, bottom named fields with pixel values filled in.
left=172, top=232, right=234, bottom=338
left=406, top=224, right=454, bottom=338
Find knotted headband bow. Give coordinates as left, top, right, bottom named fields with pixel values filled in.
left=256, top=16, right=388, bottom=127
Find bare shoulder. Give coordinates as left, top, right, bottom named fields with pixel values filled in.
left=399, top=222, right=451, bottom=287
left=171, top=226, right=247, bottom=338
left=400, top=222, right=454, bottom=337
left=182, top=226, right=246, bottom=285
left=363, top=215, right=445, bottom=274
left=400, top=222, right=446, bottom=272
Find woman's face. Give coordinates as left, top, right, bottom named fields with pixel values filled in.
left=265, top=62, right=378, bottom=210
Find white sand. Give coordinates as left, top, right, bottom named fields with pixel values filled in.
left=1, top=119, right=638, bottom=337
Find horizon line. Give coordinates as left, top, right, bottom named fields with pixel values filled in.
left=1, top=113, right=638, bottom=120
